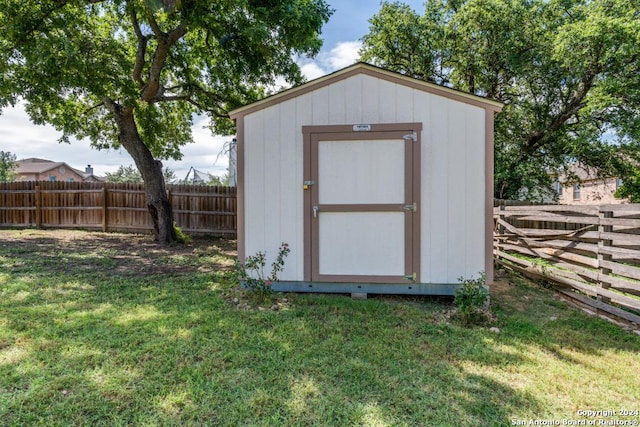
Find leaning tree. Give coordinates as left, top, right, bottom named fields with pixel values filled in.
left=0, top=0, right=332, bottom=243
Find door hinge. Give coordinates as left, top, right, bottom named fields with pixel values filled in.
left=403, top=132, right=417, bottom=141
left=402, top=203, right=417, bottom=212
left=403, top=272, right=417, bottom=281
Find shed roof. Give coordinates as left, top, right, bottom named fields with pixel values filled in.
left=229, top=62, right=503, bottom=119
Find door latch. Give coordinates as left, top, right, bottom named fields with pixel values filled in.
left=402, top=203, right=417, bottom=212
left=403, top=132, right=417, bottom=141
left=403, top=272, right=417, bottom=281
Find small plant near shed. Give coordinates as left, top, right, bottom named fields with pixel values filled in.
left=454, top=272, right=491, bottom=325
left=234, top=242, right=290, bottom=293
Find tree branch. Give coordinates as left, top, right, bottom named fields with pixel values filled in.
left=152, top=94, right=228, bottom=118
left=129, top=6, right=149, bottom=89
left=102, top=97, right=121, bottom=115
left=145, top=8, right=163, bottom=37
left=141, top=23, right=187, bottom=102
left=83, top=102, right=104, bottom=115
left=524, top=68, right=598, bottom=154
left=150, top=82, right=231, bottom=118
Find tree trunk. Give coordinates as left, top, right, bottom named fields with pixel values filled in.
left=108, top=102, right=177, bottom=244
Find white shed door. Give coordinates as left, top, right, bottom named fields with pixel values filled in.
left=304, top=125, right=421, bottom=284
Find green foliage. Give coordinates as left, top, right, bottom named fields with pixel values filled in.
left=454, top=273, right=490, bottom=325
left=234, top=242, right=290, bottom=293
left=105, top=164, right=176, bottom=184
left=206, top=173, right=230, bottom=187
left=0, top=0, right=332, bottom=184
left=615, top=172, right=640, bottom=202
left=172, top=221, right=192, bottom=244
left=0, top=150, right=17, bottom=182
left=361, top=0, right=640, bottom=201
left=104, top=165, right=144, bottom=183
left=0, top=0, right=332, bottom=243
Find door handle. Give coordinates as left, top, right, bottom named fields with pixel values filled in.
left=312, top=205, right=319, bottom=218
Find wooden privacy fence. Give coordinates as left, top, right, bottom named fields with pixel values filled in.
left=0, top=181, right=236, bottom=237
left=494, top=204, right=640, bottom=326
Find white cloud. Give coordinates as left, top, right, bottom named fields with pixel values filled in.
left=0, top=104, right=130, bottom=176
left=324, top=41, right=362, bottom=69
left=0, top=104, right=229, bottom=179
left=299, top=61, right=327, bottom=81
left=297, top=40, right=363, bottom=82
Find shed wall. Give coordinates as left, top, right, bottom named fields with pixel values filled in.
left=243, top=73, right=486, bottom=284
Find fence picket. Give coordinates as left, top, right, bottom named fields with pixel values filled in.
left=0, top=181, right=236, bottom=237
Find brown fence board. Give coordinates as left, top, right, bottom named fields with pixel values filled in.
left=510, top=215, right=602, bottom=225
left=494, top=204, right=599, bottom=214
left=0, top=181, right=237, bottom=237
left=556, top=289, right=640, bottom=326
left=600, top=260, right=640, bottom=282
left=495, top=203, right=640, bottom=326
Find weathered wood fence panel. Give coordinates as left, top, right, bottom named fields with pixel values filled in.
left=494, top=204, right=640, bottom=326
left=0, top=181, right=236, bottom=237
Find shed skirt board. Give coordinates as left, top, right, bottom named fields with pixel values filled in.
left=304, top=123, right=422, bottom=286
left=271, top=281, right=460, bottom=296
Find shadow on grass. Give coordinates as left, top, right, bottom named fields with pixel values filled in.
left=1, top=231, right=639, bottom=426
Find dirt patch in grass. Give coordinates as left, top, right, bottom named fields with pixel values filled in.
left=0, top=228, right=236, bottom=278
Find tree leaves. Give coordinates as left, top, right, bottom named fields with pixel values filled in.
left=0, top=0, right=333, bottom=158
left=0, top=151, right=17, bottom=182
left=361, top=0, right=640, bottom=201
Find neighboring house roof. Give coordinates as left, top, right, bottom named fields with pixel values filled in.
left=16, top=158, right=66, bottom=174
left=229, top=62, right=504, bottom=119
left=558, top=162, right=618, bottom=184
left=16, top=158, right=103, bottom=181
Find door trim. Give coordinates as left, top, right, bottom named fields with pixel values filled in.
left=303, top=123, right=422, bottom=283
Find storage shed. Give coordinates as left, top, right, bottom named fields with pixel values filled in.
left=229, top=63, right=503, bottom=295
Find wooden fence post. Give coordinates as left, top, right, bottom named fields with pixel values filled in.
left=496, top=205, right=506, bottom=262
left=597, top=207, right=613, bottom=305
left=35, top=185, right=42, bottom=228
left=102, top=187, right=109, bottom=232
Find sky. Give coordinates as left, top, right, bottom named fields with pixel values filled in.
left=0, top=1, right=425, bottom=181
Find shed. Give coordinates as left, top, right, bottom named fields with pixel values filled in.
left=229, top=63, right=503, bottom=295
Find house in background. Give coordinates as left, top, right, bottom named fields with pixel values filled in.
left=554, top=163, right=625, bottom=205
left=16, top=158, right=103, bottom=182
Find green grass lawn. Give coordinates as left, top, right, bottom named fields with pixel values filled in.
left=1, top=229, right=639, bottom=426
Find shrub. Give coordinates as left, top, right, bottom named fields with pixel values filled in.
left=234, top=243, right=290, bottom=293
left=454, top=272, right=490, bottom=325
left=173, top=222, right=192, bottom=244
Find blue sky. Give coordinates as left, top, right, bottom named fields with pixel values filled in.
left=0, top=1, right=425, bottom=180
